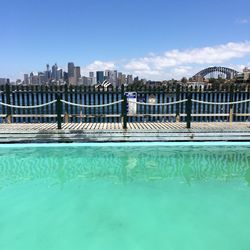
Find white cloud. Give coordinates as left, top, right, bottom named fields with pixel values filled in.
left=133, top=70, right=162, bottom=77
left=82, top=60, right=115, bottom=75
left=82, top=41, right=250, bottom=80
left=123, top=41, right=250, bottom=79
left=142, top=41, right=250, bottom=68
left=172, top=66, right=192, bottom=75
left=124, top=60, right=151, bottom=71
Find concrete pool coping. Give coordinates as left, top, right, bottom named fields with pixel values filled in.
left=0, top=122, right=249, bottom=143
left=0, top=141, right=250, bottom=147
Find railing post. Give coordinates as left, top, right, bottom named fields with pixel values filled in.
left=122, top=94, right=127, bottom=129
left=6, top=80, right=11, bottom=123
left=229, top=84, right=234, bottom=123
left=56, top=94, right=62, bottom=129
left=176, top=84, right=180, bottom=122
left=64, top=84, right=69, bottom=123
left=186, top=93, right=192, bottom=129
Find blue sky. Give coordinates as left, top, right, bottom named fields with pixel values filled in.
left=1, top=0, right=250, bottom=80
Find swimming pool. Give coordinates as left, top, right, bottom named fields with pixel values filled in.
left=0, top=142, right=250, bottom=250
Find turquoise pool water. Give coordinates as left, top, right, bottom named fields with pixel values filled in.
left=0, top=142, right=250, bottom=250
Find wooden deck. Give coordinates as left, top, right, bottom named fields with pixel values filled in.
left=0, top=122, right=249, bottom=142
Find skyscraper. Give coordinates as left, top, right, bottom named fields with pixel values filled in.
left=23, top=74, right=29, bottom=85
left=68, top=62, right=75, bottom=77
left=57, top=69, right=63, bottom=80
left=105, top=70, right=117, bottom=86
left=45, top=64, right=51, bottom=81
left=75, top=66, right=81, bottom=83
left=96, top=71, right=104, bottom=83
left=68, top=62, right=75, bottom=85
left=64, top=72, right=68, bottom=82
left=51, top=63, right=58, bottom=80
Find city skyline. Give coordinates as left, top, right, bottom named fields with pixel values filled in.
left=1, top=62, right=248, bottom=86
left=17, top=62, right=136, bottom=86
left=1, top=0, right=250, bottom=80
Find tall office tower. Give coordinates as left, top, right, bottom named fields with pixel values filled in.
left=23, top=74, right=29, bottom=85
left=88, top=72, right=96, bottom=86
left=68, top=62, right=75, bottom=85
left=74, top=66, right=81, bottom=84
left=127, top=75, right=133, bottom=85
left=64, top=72, right=68, bottom=82
left=29, top=72, right=34, bottom=85
left=68, top=62, right=75, bottom=77
left=96, top=71, right=104, bottom=83
left=51, top=63, right=58, bottom=80
left=57, top=69, right=63, bottom=80
left=117, top=72, right=122, bottom=86
left=45, top=64, right=51, bottom=81
left=105, top=70, right=117, bottom=86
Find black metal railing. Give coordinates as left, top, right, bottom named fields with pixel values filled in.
left=0, top=84, right=249, bottom=129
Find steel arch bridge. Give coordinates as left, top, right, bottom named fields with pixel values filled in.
left=192, top=66, right=239, bottom=80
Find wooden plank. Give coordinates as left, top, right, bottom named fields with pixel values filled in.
left=0, top=122, right=249, bottom=132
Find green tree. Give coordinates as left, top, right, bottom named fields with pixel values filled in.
left=181, top=77, right=188, bottom=84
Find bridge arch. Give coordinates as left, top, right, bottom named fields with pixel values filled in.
left=192, top=66, right=239, bottom=80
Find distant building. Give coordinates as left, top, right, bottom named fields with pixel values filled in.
left=57, top=69, right=63, bottom=80
left=78, top=76, right=96, bottom=86
left=89, top=72, right=94, bottom=78
left=38, top=72, right=46, bottom=84
left=105, top=70, right=117, bottom=86
left=243, top=67, right=250, bottom=81
left=236, top=67, right=250, bottom=82
left=30, top=74, right=39, bottom=85
left=134, top=76, right=139, bottom=83
left=0, top=78, right=7, bottom=85
left=75, top=66, right=81, bottom=84
left=64, top=72, right=68, bottom=82
left=117, top=72, right=126, bottom=86
left=68, top=62, right=75, bottom=85
left=68, top=62, right=75, bottom=78
left=96, top=71, right=104, bottom=83
left=127, top=75, right=133, bottom=85
left=45, top=64, right=51, bottom=81
left=23, top=74, right=29, bottom=85
left=51, top=63, right=58, bottom=80
left=16, top=79, right=22, bottom=85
